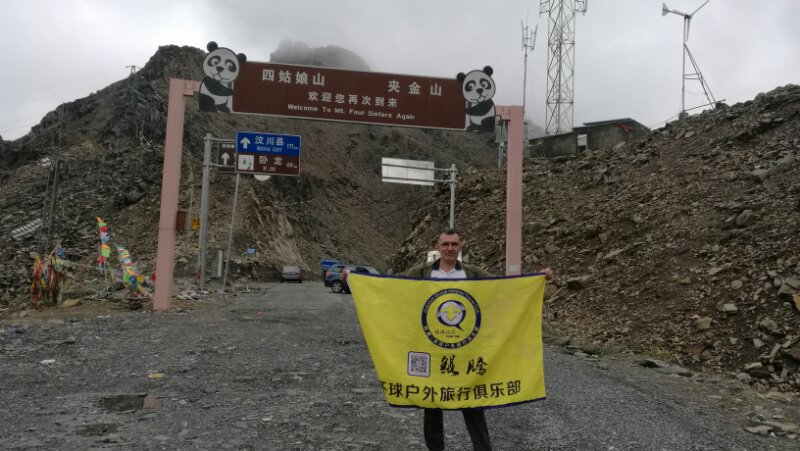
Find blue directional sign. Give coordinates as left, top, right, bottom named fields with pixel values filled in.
left=235, top=131, right=302, bottom=176
left=236, top=131, right=301, bottom=156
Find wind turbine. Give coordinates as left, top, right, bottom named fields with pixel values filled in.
left=662, top=1, right=717, bottom=119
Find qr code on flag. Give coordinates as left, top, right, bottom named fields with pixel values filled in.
left=407, top=351, right=430, bottom=377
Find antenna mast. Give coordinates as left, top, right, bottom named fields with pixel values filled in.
left=540, top=0, right=587, bottom=135
left=498, top=20, right=539, bottom=168
left=521, top=21, right=538, bottom=118
left=662, top=1, right=717, bottom=119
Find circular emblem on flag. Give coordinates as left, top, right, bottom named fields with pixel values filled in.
left=437, top=300, right=466, bottom=328
left=421, top=288, right=481, bottom=349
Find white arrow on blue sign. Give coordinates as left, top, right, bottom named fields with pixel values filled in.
left=236, top=131, right=301, bottom=156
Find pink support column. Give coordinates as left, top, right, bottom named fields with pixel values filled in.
left=496, top=106, right=524, bottom=276
left=153, top=79, right=200, bottom=311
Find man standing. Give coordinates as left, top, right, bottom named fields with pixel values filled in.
left=401, top=228, right=493, bottom=451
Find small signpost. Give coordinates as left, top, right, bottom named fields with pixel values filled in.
left=216, top=141, right=236, bottom=173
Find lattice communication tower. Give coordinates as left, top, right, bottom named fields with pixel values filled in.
left=540, top=0, right=587, bottom=135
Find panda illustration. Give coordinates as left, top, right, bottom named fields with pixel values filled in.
left=199, top=41, right=247, bottom=113
left=457, top=66, right=496, bottom=132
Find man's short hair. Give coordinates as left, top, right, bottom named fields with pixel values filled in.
left=438, top=228, right=461, bottom=242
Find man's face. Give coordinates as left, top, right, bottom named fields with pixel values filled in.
left=436, top=233, right=462, bottom=264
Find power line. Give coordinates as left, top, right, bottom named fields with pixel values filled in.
left=0, top=67, right=127, bottom=103
left=0, top=112, right=52, bottom=127
left=0, top=67, right=131, bottom=139
left=0, top=74, right=128, bottom=113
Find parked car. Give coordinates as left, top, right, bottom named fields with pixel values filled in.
left=324, top=264, right=379, bottom=293
left=279, top=265, right=303, bottom=283
left=319, top=258, right=340, bottom=279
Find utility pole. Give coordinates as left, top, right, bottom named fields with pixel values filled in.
left=447, top=164, right=457, bottom=229
left=39, top=156, right=63, bottom=255
left=495, top=122, right=507, bottom=169
left=124, top=65, right=145, bottom=138
left=198, top=134, right=212, bottom=289
left=222, top=173, right=241, bottom=292
left=198, top=135, right=237, bottom=289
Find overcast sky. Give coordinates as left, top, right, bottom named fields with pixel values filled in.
left=2, top=0, right=798, bottom=141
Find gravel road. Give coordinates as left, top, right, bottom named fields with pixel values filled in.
left=0, top=282, right=797, bottom=450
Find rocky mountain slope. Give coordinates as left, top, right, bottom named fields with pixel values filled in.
left=0, top=44, right=495, bottom=300
left=2, top=42, right=798, bottom=393
left=391, top=84, right=800, bottom=391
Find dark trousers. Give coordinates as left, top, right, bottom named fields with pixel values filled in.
left=424, top=408, right=491, bottom=451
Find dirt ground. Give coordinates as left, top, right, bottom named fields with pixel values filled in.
left=1, top=281, right=799, bottom=450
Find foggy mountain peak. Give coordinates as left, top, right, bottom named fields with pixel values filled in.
left=269, top=39, right=370, bottom=72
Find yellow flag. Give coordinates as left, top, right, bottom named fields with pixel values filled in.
left=348, top=273, right=546, bottom=410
